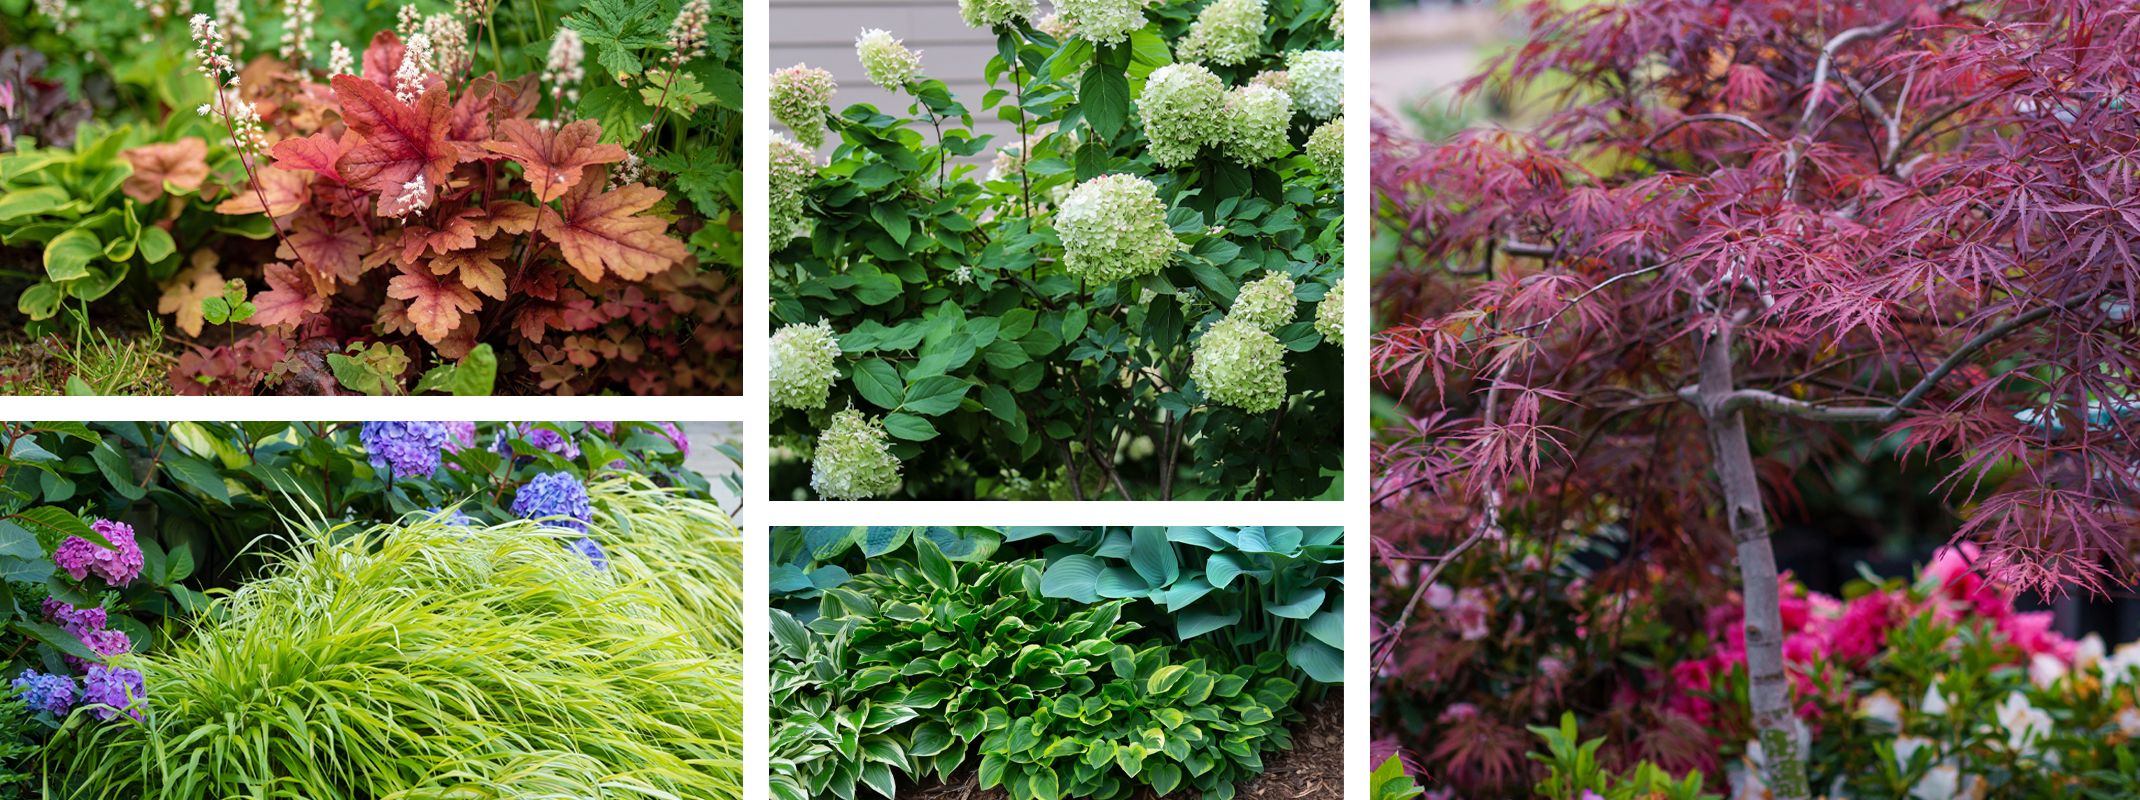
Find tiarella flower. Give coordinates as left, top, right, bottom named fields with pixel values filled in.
left=1136, top=63, right=1225, bottom=167
left=1057, top=0, right=1151, bottom=45
left=769, top=320, right=842, bottom=410
left=511, top=472, right=593, bottom=532
left=770, top=134, right=819, bottom=243
left=279, top=0, right=317, bottom=64
left=543, top=28, right=586, bottom=105
left=396, top=32, right=433, bottom=102
left=1056, top=174, right=1182, bottom=283
left=568, top=537, right=609, bottom=571
left=215, top=0, right=251, bottom=59
left=958, top=0, right=1035, bottom=28
left=770, top=64, right=837, bottom=149
left=1190, top=317, right=1287, bottom=412
left=1177, top=0, right=1265, bottom=66
left=1220, top=85, right=1292, bottom=165
left=1229, top=270, right=1298, bottom=331
left=811, top=408, right=901, bottom=500
left=664, top=0, right=712, bottom=66
left=423, top=12, right=471, bottom=76
left=360, top=421, right=453, bottom=479
left=327, top=40, right=354, bottom=76
left=81, top=665, right=147, bottom=722
left=855, top=28, right=922, bottom=91
left=1285, top=49, right=1343, bottom=119
left=12, top=670, right=76, bottom=716
left=53, top=519, right=145, bottom=586
left=1306, top=115, right=1344, bottom=178
left=1314, top=278, right=1344, bottom=347
left=190, top=14, right=238, bottom=80
left=31, top=0, right=81, bottom=34
left=382, top=173, right=431, bottom=218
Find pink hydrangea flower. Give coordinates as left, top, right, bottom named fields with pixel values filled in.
left=42, top=598, right=107, bottom=636
left=1447, top=587, right=1490, bottom=640
left=65, top=628, right=131, bottom=671
left=52, top=520, right=145, bottom=586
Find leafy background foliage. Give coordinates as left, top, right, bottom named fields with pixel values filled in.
left=770, top=0, right=1344, bottom=500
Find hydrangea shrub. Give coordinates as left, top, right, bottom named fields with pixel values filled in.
left=769, top=0, right=1344, bottom=500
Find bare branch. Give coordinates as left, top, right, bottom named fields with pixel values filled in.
left=1878, top=297, right=2089, bottom=423
left=1643, top=113, right=1773, bottom=149
left=1371, top=502, right=1494, bottom=675
left=1499, top=238, right=1558, bottom=259
left=1678, top=386, right=1893, bottom=422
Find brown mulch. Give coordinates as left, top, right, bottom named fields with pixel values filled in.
left=908, top=700, right=1343, bottom=800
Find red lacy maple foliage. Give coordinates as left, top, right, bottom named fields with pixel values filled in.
left=168, top=31, right=738, bottom=395
left=1374, top=0, right=2140, bottom=591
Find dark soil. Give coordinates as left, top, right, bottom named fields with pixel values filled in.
left=907, top=700, right=1343, bottom=800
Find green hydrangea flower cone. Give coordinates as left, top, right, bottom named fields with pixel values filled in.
left=1315, top=278, right=1344, bottom=347
left=1056, top=174, right=1182, bottom=283
left=769, top=320, right=842, bottom=410
left=1192, top=317, right=1288, bottom=412
left=1230, top=270, right=1298, bottom=330
left=811, top=409, right=902, bottom=500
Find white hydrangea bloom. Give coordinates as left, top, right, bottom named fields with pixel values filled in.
left=811, top=408, right=902, bottom=500
left=1191, top=317, right=1287, bottom=412
left=1221, top=84, right=1292, bottom=165
left=1250, top=69, right=1289, bottom=93
left=1035, top=12, right=1076, bottom=40
left=1137, top=63, right=1226, bottom=168
left=770, top=320, right=843, bottom=410
left=1056, top=174, right=1183, bottom=283
left=959, top=0, right=1035, bottom=28
left=770, top=64, right=837, bottom=149
left=1230, top=270, right=1297, bottom=330
left=1314, top=277, right=1344, bottom=347
left=856, top=28, right=923, bottom=91
left=770, top=134, right=819, bottom=243
left=1057, top=0, right=1152, bottom=46
left=1177, top=0, right=1265, bottom=66
left=1306, top=115, right=1344, bottom=177
left=1286, top=49, right=1344, bottom=119
left=988, top=143, right=1030, bottom=181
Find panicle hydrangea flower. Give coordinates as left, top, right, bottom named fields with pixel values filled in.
left=511, top=472, right=593, bottom=532
left=360, top=421, right=453, bottom=479
left=543, top=28, right=586, bottom=105
left=1230, top=270, right=1298, bottom=330
left=1035, top=12, right=1076, bottom=40
left=770, top=64, right=837, bottom=149
left=1306, top=115, right=1343, bottom=177
left=568, top=537, right=609, bottom=571
left=1285, top=49, right=1343, bottom=119
left=770, top=320, right=842, bottom=410
left=959, top=0, right=1035, bottom=28
left=770, top=134, right=819, bottom=243
left=1056, top=174, right=1182, bottom=283
left=54, top=520, right=145, bottom=586
left=1191, top=317, right=1288, bottom=412
left=811, top=409, right=902, bottom=500
left=1249, top=69, right=1289, bottom=93
left=988, top=143, right=1031, bottom=181
left=1137, top=63, right=1226, bottom=168
left=1315, top=277, right=1344, bottom=347
left=81, top=665, right=146, bottom=722
left=1057, top=0, right=1152, bottom=45
left=1221, top=84, right=1293, bottom=165
left=1177, top=0, right=1265, bottom=66
left=12, top=670, right=75, bottom=716
left=855, top=29, right=923, bottom=91
left=327, top=40, right=354, bottom=76
left=67, top=628, right=132, bottom=672
left=43, top=598, right=107, bottom=635
left=657, top=422, right=691, bottom=457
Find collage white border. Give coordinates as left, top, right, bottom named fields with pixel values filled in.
left=1, top=0, right=1373, bottom=793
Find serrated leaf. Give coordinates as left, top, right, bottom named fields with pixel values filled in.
left=483, top=119, right=628, bottom=202
left=538, top=165, right=690, bottom=282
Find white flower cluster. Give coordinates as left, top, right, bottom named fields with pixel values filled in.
left=382, top=173, right=432, bottom=219
left=1191, top=317, right=1287, bottom=412
left=609, top=151, right=646, bottom=189
left=216, top=0, right=251, bottom=60
left=1286, top=49, right=1343, bottom=119
left=423, top=12, right=472, bottom=76
left=200, top=86, right=270, bottom=157
left=988, top=143, right=1030, bottom=181
left=278, top=0, right=317, bottom=64
left=1306, top=115, right=1343, bottom=177
left=32, top=0, right=81, bottom=34
left=856, top=28, right=922, bottom=91
left=1331, top=0, right=1345, bottom=40
left=1177, top=0, right=1265, bottom=66
left=396, top=33, right=433, bottom=102
left=1230, top=270, right=1297, bottom=330
left=770, top=134, right=819, bottom=243
left=1222, top=84, right=1292, bottom=165
left=1250, top=69, right=1289, bottom=92
left=190, top=14, right=239, bottom=81
left=1056, top=174, right=1182, bottom=283
left=396, top=4, right=422, bottom=39
left=770, top=320, right=843, bottom=410
left=1137, top=63, right=1225, bottom=168
left=544, top=29, right=586, bottom=105
left=811, top=409, right=902, bottom=500
left=959, top=0, right=1035, bottom=28
left=327, top=41, right=354, bottom=76
left=770, top=64, right=836, bottom=149
left=1057, top=0, right=1151, bottom=45
left=665, top=0, right=713, bottom=66
left=952, top=265, right=974, bottom=284
left=1315, top=277, right=1344, bottom=347
left=1035, top=13, right=1076, bottom=40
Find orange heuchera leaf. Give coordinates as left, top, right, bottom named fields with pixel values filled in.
left=332, top=74, right=455, bottom=200
left=386, top=262, right=481, bottom=342
left=214, top=165, right=310, bottom=217
left=483, top=119, right=627, bottom=202
left=270, top=130, right=358, bottom=186
left=449, top=74, right=540, bottom=160
left=428, top=237, right=512, bottom=299
left=376, top=296, right=416, bottom=336
left=277, top=211, right=372, bottom=283
left=536, top=167, right=689, bottom=282
left=402, top=205, right=485, bottom=261
left=471, top=200, right=539, bottom=238
left=359, top=29, right=407, bottom=91
left=157, top=251, right=225, bottom=338
left=121, top=137, right=209, bottom=203
left=249, top=262, right=331, bottom=328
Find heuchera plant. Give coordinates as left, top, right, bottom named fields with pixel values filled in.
left=1372, top=1, right=2140, bottom=793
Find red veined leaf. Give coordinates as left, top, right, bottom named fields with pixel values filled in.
left=120, top=137, right=209, bottom=203
left=483, top=119, right=627, bottom=202
left=276, top=211, right=372, bottom=283
left=385, top=262, right=481, bottom=343
left=359, top=29, right=406, bottom=91
left=270, top=130, right=358, bottom=186
left=427, top=237, right=512, bottom=300
left=535, top=166, right=689, bottom=282
left=331, top=74, right=455, bottom=199
left=213, top=165, right=310, bottom=217
left=401, top=205, right=485, bottom=261
left=248, top=262, right=330, bottom=329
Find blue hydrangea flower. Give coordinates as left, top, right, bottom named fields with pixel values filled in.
left=80, top=666, right=145, bottom=722
left=421, top=507, right=475, bottom=528
left=12, top=670, right=76, bottom=716
left=360, top=422, right=454, bottom=480
left=491, top=423, right=582, bottom=460
left=511, top=472, right=592, bottom=533
left=568, top=537, right=609, bottom=571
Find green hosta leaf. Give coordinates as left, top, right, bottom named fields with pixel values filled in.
left=1177, top=605, right=1241, bottom=641
left=1148, top=762, right=1184, bottom=796
left=859, top=762, right=895, bottom=799
left=1266, top=586, right=1326, bottom=619
left=0, top=521, right=42, bottom=560
left=850, top=666, right=899, bottom=692
left=1161, top=575, right=1216, bottom=611
left=43, top=228, right=101, bottom=281
left=979, top=753, right=1009, bottom=789
left=1167, top=525, right=1231, bottom=550
left=1304, top=609, right=1343, bottom=650
left=906, top=678, right=956, bottom=706
left=769, top=609, right=813, bottom=658
left=860, top=735, right=906, bottom=765
left=1206, top=551, right=1248, bottom=588
left=1037, top=737, right=1080, bottom=759
left=1288, top=639, right=1344, bottom=684
left=952, top=709, right=987, bottom=741
left=1038, top=554, right=1103, bottom=603
left=803, top=525, right=864, bottom=560
left=1145, top=664, right=1188, bottom=696
left=1095, top=566, right=1150, bottom=598
left=1029, top=764, right=1060, bottom=800
left=1127, top=525, right=1178, bottom=589
left=910, top=720, right=955, bottom=757
left=916, top=536, right=956, bottom=590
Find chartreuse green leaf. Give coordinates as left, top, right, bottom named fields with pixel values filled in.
left=43, top=228, right=101, bottom=281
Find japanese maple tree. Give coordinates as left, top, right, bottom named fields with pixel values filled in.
left=1372, top=0, right=2139, bottom=795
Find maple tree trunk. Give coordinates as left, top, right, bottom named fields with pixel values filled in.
left=1697, top=322, right=1810, bottom=800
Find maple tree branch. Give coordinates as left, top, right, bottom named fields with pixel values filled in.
left=1878, top=297, right=2085, bottom=422
left=1643, top=113, right=1770, bottom=149
left=1679, top=385, right=1891, bottom=422
left=1371, top=506, right=1494, bottom=674
left=1498, top=238, right=1556, bottom=259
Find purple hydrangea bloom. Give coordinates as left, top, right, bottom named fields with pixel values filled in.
left=492, top=423, right=581, bottom=460
left=360, top=422, right=454, bottom=480
left=585, top=421, right=616, bottom=436
left=43, top=598, right=107, bottom=636
left=81, top=665, right=146, bottom=722
left=441, top=422, right=477, bottom=453
left=53, top=519, right=145, bottom=586
left=66, top=628, right=131, bottom=672
left=13, top=670, right=75, bottom=716
left=658, top=422, right=690, bottom=457
left=421, top=507, right=475, bottom=527
left=568, top=537, right=609, bottom=571
left=511, top=472, right=592, bottom=532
